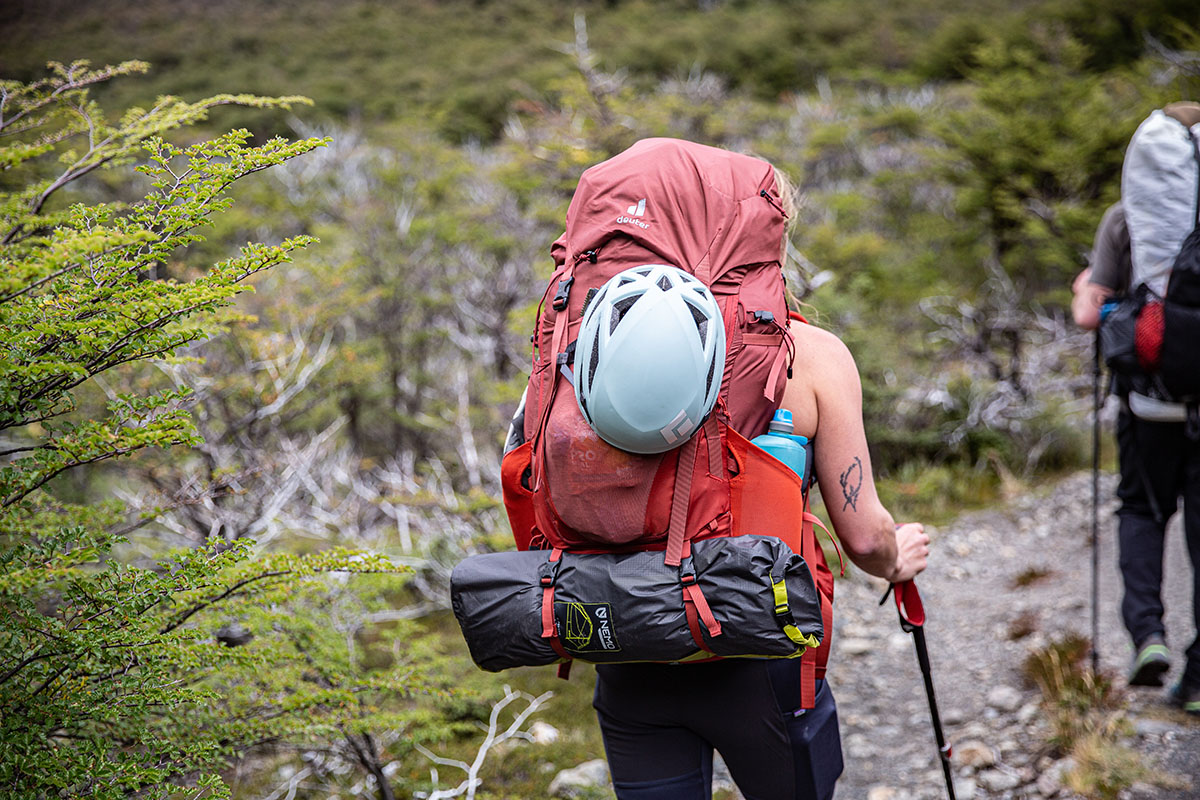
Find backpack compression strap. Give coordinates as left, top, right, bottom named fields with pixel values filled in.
left=538, top=548, right=572, bottom=664
left=666, top=414, right=726, bottom=647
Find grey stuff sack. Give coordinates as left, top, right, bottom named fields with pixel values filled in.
left=450, top=534, right=823, bottom=672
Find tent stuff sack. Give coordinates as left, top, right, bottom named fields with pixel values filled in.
left=451, top=534, right=822, bottom=672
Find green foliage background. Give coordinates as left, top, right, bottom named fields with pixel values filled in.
left=1, top=0, right=1198, bottom=797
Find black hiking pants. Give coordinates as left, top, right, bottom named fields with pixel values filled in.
left=593, top=659, right=843, bottom=800
left=1115, top=405, right=1200, bottom=686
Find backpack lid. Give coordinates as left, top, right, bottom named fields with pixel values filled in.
left=1122, top=109, right=1200, bottom=296
left=551, top=138, right=787, bottom=282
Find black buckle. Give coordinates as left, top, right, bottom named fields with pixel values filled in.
left=552, top=276, right=575, bottom=311
left=678, top=556, right=697, bottom=586
left=753, top=310, right=775, bottom=323
left=556, top=340, right=577, bottom=367
left=538, top=556, right=561, bottom=588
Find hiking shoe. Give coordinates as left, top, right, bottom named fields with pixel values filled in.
left=1128, top=636, right=1170, bottom=687
left=1166, top=681, right=1200, bottom=716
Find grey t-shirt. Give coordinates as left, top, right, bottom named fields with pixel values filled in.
left=1089, top=202, right=1133, bottom=294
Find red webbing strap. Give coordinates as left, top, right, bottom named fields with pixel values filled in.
left=680, top=540, right=720, bottom=649
left=531, top=263, right=577, bottom=487
left=539, top=549, right=570, bottom=662
left=800, top=650, right=817, bottom=708
left=683, top=591, right=713, bottom=652
left=801, top=493, right=834, bottom=684
left=664, top=435, right=700, bottom=567
left=683, top=582, right=722, bottom=638
left=799, top=496, right=819, bottom=708
left=705, top=414, right=723, bottom=477
left=804, top=509, right=844, bottom=577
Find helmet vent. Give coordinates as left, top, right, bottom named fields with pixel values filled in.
left=687, top=301, right=709, bottom=347
left=589, top=326, right=601, bottom=387
left=705, top=353, right=717, bottom=395
left=610, top=296, right=638, bottom=333
left=657, top=274, right=673, bottom=292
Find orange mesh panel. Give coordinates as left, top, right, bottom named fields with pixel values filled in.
left=728, top=427, right=834, bottom=677
left=543, top=392, right=664, bottom=543
left=728, top=428, right=807, bottom=554
left=501, top=442, right=536, bottom=551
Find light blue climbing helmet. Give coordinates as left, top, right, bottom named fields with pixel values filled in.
left=574, top=265, right=726, bottom=454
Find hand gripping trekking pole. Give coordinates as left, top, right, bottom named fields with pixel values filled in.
left=881, top=580, right=956, bottom=800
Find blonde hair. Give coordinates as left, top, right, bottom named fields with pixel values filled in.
left=771, top=165, right=811, bottom=314
left=773, top=166, right=799, bottom=232
left=773, top=165, right=800, bottom=264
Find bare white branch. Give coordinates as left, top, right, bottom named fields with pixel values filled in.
left=417, top=687, right=553, bottom=800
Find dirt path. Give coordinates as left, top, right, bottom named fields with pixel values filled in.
left=823, top=471, right=1200, bottom=800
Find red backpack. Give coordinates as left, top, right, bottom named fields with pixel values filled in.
left=501, top=138, right=837, bottom=705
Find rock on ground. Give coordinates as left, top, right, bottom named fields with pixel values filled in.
left=548, top=759, right=610, bottom=798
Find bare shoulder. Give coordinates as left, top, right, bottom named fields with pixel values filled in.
left=782, top=321, right=861, bottom=438
left=791, top=321, right=858, bottom=377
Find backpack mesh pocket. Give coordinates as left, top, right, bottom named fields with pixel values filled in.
left=544, top=394, right=664, bottom=543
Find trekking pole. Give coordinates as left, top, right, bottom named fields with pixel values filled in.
left=1091, top=328, right=1101, bottom=675
left=881, top=580, right=956, bottom=800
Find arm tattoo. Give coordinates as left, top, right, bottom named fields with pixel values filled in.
left=839, top=456, right=863, bottom=512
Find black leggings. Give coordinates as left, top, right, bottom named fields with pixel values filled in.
left=593, top=659, right=843, bottom=800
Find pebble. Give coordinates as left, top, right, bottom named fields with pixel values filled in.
left=941, top=707, right=967, bottom=725
left=845, top=732, right=877, bottom=759
left=1132, top=718, right=1176, bottom=738
left=977, top=768, right=1021, bottom=792
left=953, top=776, right=978, bottom=799
left=987, top=685, right=1024, bottom=712
left=840, top=638, right=875, bottom=655
left=1035, top=758, right=1072, bottom=797
left=548, top=760, right=609, bottom=798
left=529, top=721, right=560, bottom=744
left=954, top=740, right=996, bottom=770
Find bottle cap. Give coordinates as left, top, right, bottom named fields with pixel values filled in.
left=768, top=408, right=794, bottom=433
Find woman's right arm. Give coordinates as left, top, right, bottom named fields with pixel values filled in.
left=781, top=328, right=928, bottom=582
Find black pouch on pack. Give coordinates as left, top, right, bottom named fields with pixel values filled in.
left=450, top=535, right=823, bottom=672
left=1160, top=227, right=1200, bottom=398
left=1099, top=287, right=1147, bottom=375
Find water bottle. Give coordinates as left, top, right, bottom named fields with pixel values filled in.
left=751, top=409, right=810, bottom=486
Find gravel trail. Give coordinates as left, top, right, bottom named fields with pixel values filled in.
left=821, top=471, right=1200, bottom=800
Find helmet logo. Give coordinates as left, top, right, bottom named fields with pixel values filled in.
left=659, top=408, right=694, bottom=445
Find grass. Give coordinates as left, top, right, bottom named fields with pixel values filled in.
left=1021, top=634, right=1188, bottom=799
left=1065, top=728, right=1152, bottom=800
left=1007, top=609, right=1040, bottom=640
left=1022, top=634, right=1120, bottom=752
left=1011, top=566, right=1055, bottom=588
